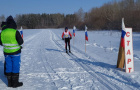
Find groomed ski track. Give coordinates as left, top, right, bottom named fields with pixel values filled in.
left=0, top=29, right=140, bottom=90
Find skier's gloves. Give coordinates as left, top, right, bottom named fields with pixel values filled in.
left=70, top=37, right=72, bottom=39
left=20, top=46, right=23, bottom=49
left=62, top=38, right=65, bottom=40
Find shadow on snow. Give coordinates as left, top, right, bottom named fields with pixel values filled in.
left=46, top=48, right=63, bottom=53
left=70, top=57, right=140, bottom=89
left=0, top=61, right=7, bottom=86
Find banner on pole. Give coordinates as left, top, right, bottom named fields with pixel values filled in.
left=125, top=28, right=134, bottom=73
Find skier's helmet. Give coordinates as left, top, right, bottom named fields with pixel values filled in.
left=65, top=27, right=68, bottom=30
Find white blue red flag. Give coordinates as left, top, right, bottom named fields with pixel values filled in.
left=73, top=26, right=76, bottom=37
left=121, top=18, right=126, bottom=48
left=19, top=26, right=23, bottom=38
left=85, top=25, right=88, bottom=41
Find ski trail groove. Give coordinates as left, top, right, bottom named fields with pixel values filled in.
left=50, top=30, right=140, bottom=90
left=23, top=30, right=58, bottom=89
left=41, top=31, right=73, bottom=89
left=50, top=31, right=119, bottom=89
left=71, top=45, right=139, bottom=89
left=53, top=30, right=140, bottom=89
left=70, top=54, right=123, bottom=90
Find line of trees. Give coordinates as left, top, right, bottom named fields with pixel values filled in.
left=84, top=0, right=140, bottom=31
left=0, top=0, right=140, bottom=31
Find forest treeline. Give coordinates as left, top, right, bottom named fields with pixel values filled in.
left=0, top=0, right=140, bottom=31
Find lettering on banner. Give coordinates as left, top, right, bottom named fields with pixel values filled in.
left=126, top=32, right=130, bottom=37
left=127, top=41, right=130, bottom=46
left=127, top=50, right=131, bottom=55
left=128, top=68, right=132, bottom=73
left=125, top=28, right=134, bottom=73
left=127, top=59, right=131, bottom=64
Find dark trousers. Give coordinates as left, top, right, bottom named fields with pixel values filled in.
left=65, top=38, right=70, bottom=51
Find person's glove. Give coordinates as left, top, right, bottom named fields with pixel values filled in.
left=70, top=37, right=72, bottom=39
left=20, top=46, right=23, bottom=49
left=62, top=38, right=65, bottom=40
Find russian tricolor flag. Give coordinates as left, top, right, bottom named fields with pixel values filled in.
left=19, top=26, right=23, bottom=38
left=85, top=25, right=88, bottom=41
left=121, top=18, right=126, bottom=48
left=73, top=26, right=76, bottom=37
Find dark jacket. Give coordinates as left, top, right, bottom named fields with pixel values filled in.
left=1, top=22, right=7, bottom=30
left=0, top=16, right=24, bottom=55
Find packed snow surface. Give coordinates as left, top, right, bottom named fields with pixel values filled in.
left=0, top=29, right=140, bottom=90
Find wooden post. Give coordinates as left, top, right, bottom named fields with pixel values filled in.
left=73, top=36, right=74, bottom=46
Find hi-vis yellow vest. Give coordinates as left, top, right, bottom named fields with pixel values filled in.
left=1, top=28, right=20, bottom=53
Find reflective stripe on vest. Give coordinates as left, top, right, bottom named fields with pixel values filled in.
left=4, top=46, right=20, bottom=50
left=3, top=44, right=19, bottom=46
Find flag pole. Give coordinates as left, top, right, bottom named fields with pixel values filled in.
left=85, top=25, right=87, bottom=53
left=73, top=36, right=74, bottom=46
left=117, top=18, right=126, bottom=72
left=85, top=39, right=86, bottom=53
left=73, top=26, right=76, bottom=46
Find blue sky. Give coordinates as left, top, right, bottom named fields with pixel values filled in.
left=0, top=0, right=113, bottom=17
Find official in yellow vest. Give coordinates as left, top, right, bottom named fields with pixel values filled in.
left=0, top=16, right=24, bottom=88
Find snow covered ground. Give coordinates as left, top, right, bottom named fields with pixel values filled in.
left=0, top=29, right=140, bottom=90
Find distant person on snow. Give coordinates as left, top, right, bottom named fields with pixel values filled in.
left=62, top=27, right=72, bottom=53
left=0, top=16, right=24, bottom=88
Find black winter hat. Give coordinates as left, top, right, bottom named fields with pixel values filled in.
left=6, top=15, right=14, bottom=21
left=6, top=15, right=17, bottom=29
left=65, top=27, right=68, bottom=30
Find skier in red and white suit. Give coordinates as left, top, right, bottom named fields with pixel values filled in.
left=62, top=27, right=72, bottom=53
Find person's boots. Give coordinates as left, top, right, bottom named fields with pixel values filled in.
left=12, top=73, right=23, bottom=88
left=7, top=73, right=12, bottom=87
left=4, top=61, right=6, bottom=76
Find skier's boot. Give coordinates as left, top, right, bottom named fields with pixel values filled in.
left=69, top=50, right=71, bottom=53
left=12, top=73, right=23, bottom=88
left=7, top=73, right=12, bottom=87
left=66, top=50, right=68, bottom=53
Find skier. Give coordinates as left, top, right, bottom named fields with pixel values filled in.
left=62, top=27, right=72, bottom=53
left=1, top=21, right=7, bottom=76
left=0, top=16, right=24, bottom=88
